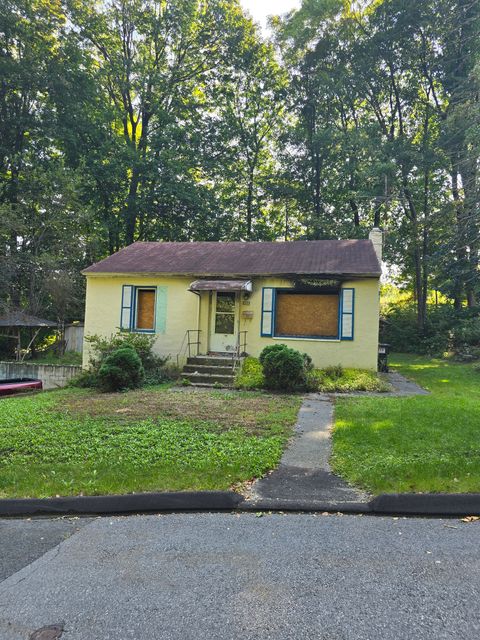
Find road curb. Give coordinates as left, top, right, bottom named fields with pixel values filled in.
left=369, top=493, right=480, bottom=516
left=243, top=493, right=480, bottom=516
left=0, top=491, right=244, bottom=517
left=1, top=492, right=480, bottom=518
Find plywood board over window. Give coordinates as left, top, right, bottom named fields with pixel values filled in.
left=136, top=289, right=155, bottom=330
left=275, top=293, right=339, bottom=338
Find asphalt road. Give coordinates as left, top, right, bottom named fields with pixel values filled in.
left=0, top=516, right=89, bottom=581
left=1, top=513, right=479, bottom=639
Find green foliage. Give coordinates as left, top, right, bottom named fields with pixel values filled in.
left=1, top=0, right=479, bottom=331
left=0, top=387, right=300, bottom=497
left=262, top=345, right=306, bottom=391
left=323, top=364, right=344, bottom=380
left=259, top=344, right=289, bottom=366
left=68, top=370, right=99, bottom=389
left=308, top=368, right=390, bottom=394
left=332, top=354, right=480, bottom=493
left=98, top=347, right=145, bottom=392
left=238, top=354, right=388, bottom=393
left=382, top=302, right=480, bottom=357
left=302, top=352, right=314, bottom=371
left=83, top=332, right=172, bottom=388
left=86, top=333, right=166, bottom=371
left=235, top=357, right=265, bottom=389
left=34, top=351, right=83, bottom=366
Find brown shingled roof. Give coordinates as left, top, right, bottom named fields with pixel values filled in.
left=83, top=240, right=381, bottom=278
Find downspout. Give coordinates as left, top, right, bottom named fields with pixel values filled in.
left=190, top=290, right=201, bottom=355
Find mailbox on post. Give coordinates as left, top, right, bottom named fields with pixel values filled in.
left=378, top=343, right=390, bottom=373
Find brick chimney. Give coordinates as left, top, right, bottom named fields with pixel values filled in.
left=369, top=227, right=383, bottom=263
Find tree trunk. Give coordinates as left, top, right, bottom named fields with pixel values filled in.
left=125, top=165, right=140, bottom=245
left=451, top=165, right=466, bottom=307
left=246, top=169, right=254, bottom=239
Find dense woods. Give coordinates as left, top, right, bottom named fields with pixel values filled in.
left=1, top=0, right=479, bottom=341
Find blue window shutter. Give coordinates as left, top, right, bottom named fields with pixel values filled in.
left=340, top=288, right=355, bottom=340
left=261, top=288, right=275, bottom=336
left=120, top=285, right=134, bottom=330
left=155, top=286, right=167, bottom=334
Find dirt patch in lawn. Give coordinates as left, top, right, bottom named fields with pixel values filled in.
left=61, top=388, right=300, bottom=436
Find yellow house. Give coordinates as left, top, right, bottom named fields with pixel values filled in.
left=82, top=229, right=382, bottom=379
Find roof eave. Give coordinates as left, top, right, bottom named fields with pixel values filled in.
left=82, top=270, right=381, bottom=279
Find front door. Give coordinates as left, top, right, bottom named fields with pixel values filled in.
left=210, top=291, right=237, bottom=352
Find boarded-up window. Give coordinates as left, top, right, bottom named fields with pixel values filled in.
left=275, top=292, right=339, bottom=338
left=135, top=289, right=155, bottom=330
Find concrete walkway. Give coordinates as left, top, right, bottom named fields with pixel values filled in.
left=248, top=396, right=369, bottom=508
left=248, top=372, right=428, bottom=509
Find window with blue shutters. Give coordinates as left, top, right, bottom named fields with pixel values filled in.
left=340, top=288, right=355, bottom=340
left=120, top=285, right=168, bottom=333
left=261, top=287, right=275, bottom=336
left=155, top=286, right=168, bottom=334
left=120, top=285, right=134, bottom=330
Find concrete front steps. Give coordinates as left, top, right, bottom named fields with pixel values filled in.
left=181, top=355, right=236, bottom=387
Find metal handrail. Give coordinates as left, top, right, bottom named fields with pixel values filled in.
left=176, top=329, right=202, bottom=366
left=233, top=330, right=248, bottom=372
left=187, top=329, right=201, bottom=358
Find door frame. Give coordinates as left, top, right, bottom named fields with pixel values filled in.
left=208, top=291, right=239, bottom=353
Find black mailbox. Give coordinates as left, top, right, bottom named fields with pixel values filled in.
left=378, top=343, right=390, bottom=373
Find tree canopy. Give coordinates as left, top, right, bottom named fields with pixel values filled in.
left=0, top=0, right=478, bottom=331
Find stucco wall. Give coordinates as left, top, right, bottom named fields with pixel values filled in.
left=83, top=275, right=200, bottom=367
left=0, top=362, right=82, bottom=390
left=84, top=274, right=380, bottom=370
left=241, top=277, right=380, bottom=370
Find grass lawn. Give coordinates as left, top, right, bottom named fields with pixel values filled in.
left=332, top=353, right=480, bottom=494
left=0, top=386, right=300, bottom=498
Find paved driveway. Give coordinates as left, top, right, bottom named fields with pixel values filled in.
left=1, top=513, right=479, bottom=639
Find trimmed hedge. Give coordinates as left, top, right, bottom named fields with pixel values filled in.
left=98, top=346, right=145, bottom=392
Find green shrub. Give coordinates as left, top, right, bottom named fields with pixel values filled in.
left=97, top=347, right=145, bottom=392
left=305, top=369, right=323, bottom=392
left=259, top=343, right=288, bottom=366
left=86, top=332, right=168, bottom=371
left=235, top=357, right=265, bottom=389
left=262, top=346, right=306, bottom=391
left=69, top=370, right=99, bottom=389
left=306, top=368, right=390, bottom=393
left=302, top=353, right=314, bottom=371
left=83, top=332, right=174, bottom=388
left=324, top=364, right=344, bottom=379
left=144, top=362, right=181, bottom=385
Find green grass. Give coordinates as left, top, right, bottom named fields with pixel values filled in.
left=0, top=386, right=300, bottom=498
left=332, top=353, right=480, bottom=494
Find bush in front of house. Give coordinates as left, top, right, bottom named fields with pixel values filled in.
left=97, top=346, right=144, bottom=392
left=86, top=332, right=168, bottom=373
left=260, top=344, right=306, bottom=391
left=235, top=356, right=265, bottom=389
left=69, top=369, right=100, bottom=389
left=77, top=331, right=176, bottom=389
left=70, top=331, right=177, bottom=391
left=258, top=343, right=290, bottom=366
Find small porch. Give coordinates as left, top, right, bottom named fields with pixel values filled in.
left=178, top=279, right=252, bottom=385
